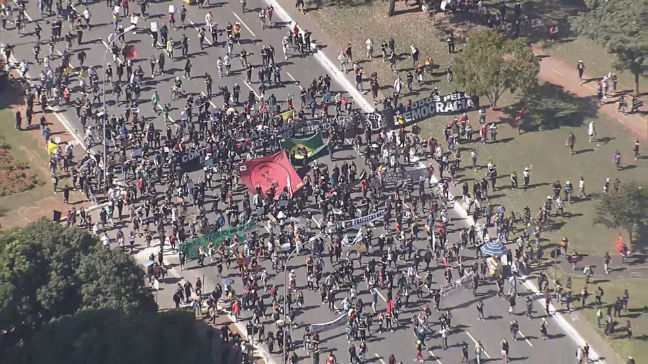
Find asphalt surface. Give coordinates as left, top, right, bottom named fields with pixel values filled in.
left=1, top=1, right=594, bottom=363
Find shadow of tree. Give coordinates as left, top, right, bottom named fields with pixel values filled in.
left=0, top=61, right=28, bottom=111
left=499, top=82, right=598, bottom=130
left=634, top=223, right=648, bottom=254
left=522, top=0, right=584, bottom=45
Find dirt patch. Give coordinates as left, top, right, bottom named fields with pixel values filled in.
left=0, top=139, right=45, bottom=197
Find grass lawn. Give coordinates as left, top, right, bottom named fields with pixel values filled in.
left=556, top=274, right=648, bottom=360
left=0, top=109, right=51, bottom=217
left=412, top=82, right=648, bottom=256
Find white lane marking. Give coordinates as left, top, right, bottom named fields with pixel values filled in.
left=148, top=33, right=165, bottom=48
left=189, top=19, right=213, bottom=45
left=311, top=217, right=321, bottom=228
left=374, top=353, right=387, bottom=364
left=157, top=103, right=174, bottom=123
left=232, top=11, right=256, bottom=38
left=409, top=332, right=443, bottom=364
left=464, top=332, right=491, bottom=359
left=200, top=91, right=218, bottom=109
left=428, top=351, right=443, bottom=364
left=374, top=287, right=387, bottom=303
left=101, top=40, right=123, bottom=64
left=55, top=49, right=75, bottom=69
left=243, top=80, right=262, bottom=99
left=286, top=71, right=303, bottom=90
left=13, top=0, right=33, bottom=22
left=517, top=330, right=534, bottom=347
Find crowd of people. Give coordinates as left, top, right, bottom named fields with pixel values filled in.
left=0, top=0, right=639, bottom=364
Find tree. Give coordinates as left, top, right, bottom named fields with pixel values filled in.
left=570, top=0, right=647, bottom=94
left=594, top=181, right=648, bottom=245
left=10, top=309, right=216, bottom=364
left=453, top=29, right=540, bottom=107
left=0, top=219, right=156, bottom=356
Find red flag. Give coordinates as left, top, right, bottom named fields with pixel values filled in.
left=238, top=151, right=304, bottom=198
left=515, top=106, right=527, bottom=125
left=615, top=233, right=624, bottom=253
left=124, top=45, right=137, bottom=60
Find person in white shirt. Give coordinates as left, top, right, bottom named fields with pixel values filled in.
left=393, top=75, right=403, bottom=95
left=101, top=232, right=110, bottom=247
left=578, top=177, right=586, bottom=198
left=365, top=39, right=373, bottom=59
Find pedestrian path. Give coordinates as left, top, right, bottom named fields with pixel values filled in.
left=532, top=47, right=648, bottom=140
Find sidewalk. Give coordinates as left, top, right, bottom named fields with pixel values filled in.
left=264, top=1, right=626, bottom=363
left=532, top=47, right=648, bottom=140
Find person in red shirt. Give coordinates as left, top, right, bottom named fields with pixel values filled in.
left=231, top=300, right=240, bottom=322
left=326, top=352, right=337, bottom=364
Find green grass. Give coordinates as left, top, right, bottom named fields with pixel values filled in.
left=560, top=275, right=648, bottom=361
left=412, top=82, right=648, bottom=256
left=0, top=109, right=52, bottom=213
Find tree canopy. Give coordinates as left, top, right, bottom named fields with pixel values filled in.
left=453, top=29, right=539, bottom=107
left=0, top=219, right=157, bottom=356
left=570, top=0, right=648, bottom=94
left=10, top=309, right=216, bottom=364
left=594, top=181, right=648, bottom=245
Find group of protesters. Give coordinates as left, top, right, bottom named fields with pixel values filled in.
left=2, top=0, right=639, bottom=363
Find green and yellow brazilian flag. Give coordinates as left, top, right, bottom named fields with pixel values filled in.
left=280, top=132, right=328, bottom=163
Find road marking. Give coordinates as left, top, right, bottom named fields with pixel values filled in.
left=13, top=0, right=33, bottom=21
left=551, top=69, right=563, bottom=76
left=189, top=19, right=213, bottom=45
left=148, top=33, right=165, bottom=48
left=101, top=40, right=123, bottom=64
left=311, top=217, right=321, bottom=228
left=374, top=287, right=387, bottom=303
left=374, top=353, right=387, bottom=364
left=286, top=71, right=303, bottom=90
left=55, top=49, right=75, bottom=69
left=243, top=80, right=262, bottom=99
left=427, top=351, right=443, bottom=364
left=517, top=331, right=534, bottom=347
left=232, top=11, right=257, bottom=38
left=200, top=91, right=218, bottom=109
left=464, top=332, right=491, bottom=359
left=157, top=103, right=175, bottom=123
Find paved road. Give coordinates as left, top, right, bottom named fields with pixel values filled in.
left=1, top=1, right=606, bottom=364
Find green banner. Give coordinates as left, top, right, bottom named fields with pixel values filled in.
left=280, top=132, right=327, bottom=163
left=178, top=222, right=257, bottom=259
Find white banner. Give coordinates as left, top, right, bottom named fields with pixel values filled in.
left=309, top=313, right=347, bottom=334
left=342, top=210, right=385, bottom=230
